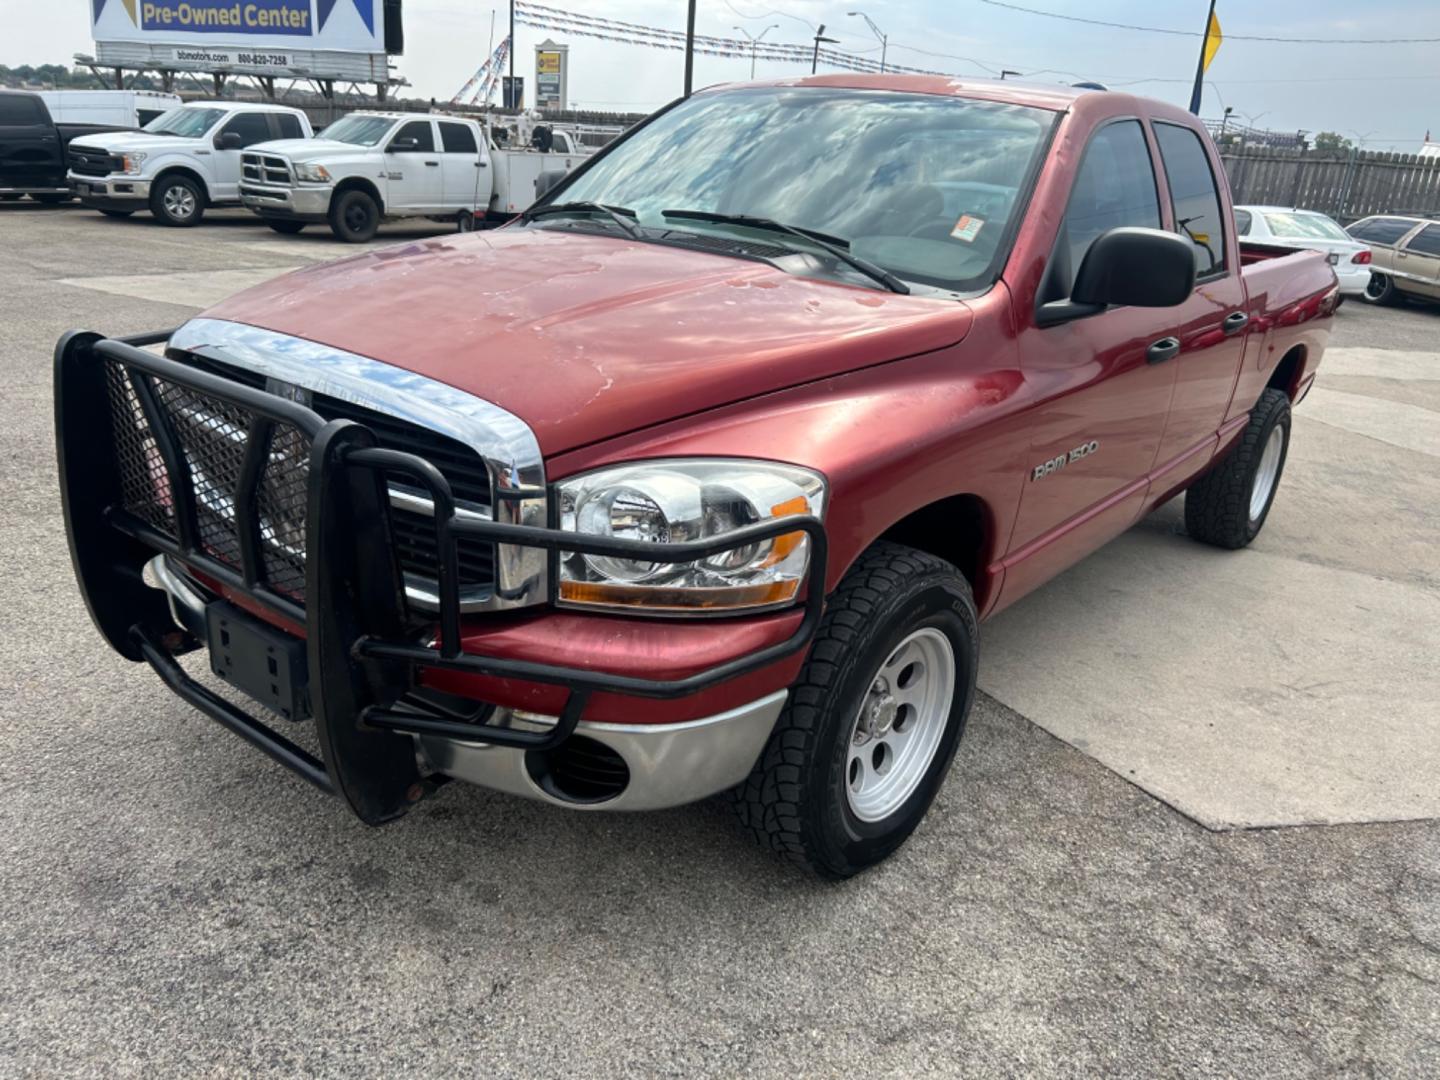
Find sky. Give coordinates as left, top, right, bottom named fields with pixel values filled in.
left=3, top=0, right=1439, bottom=150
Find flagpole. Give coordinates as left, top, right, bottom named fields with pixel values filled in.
left=1188, top=0, right=1217, bottom=115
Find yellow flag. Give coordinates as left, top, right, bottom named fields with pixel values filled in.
left=1203, top=11, right=1223, bottom=71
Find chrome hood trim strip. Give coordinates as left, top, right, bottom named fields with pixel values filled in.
left=168, top=317, right=550, bottom=610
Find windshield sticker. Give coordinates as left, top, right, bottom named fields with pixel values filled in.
left=951, top=214, right=984, bottom=243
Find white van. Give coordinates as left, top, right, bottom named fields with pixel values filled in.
left=36, top=90, right=182, bottom=129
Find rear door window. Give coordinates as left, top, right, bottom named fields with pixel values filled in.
left=273, top=113, right=304, bottom=140
left=1155, top=122, right=1227, bottom=277
left=221, top=112, right=276, bottom=149
left=0, top=94, right=45, bottom=123
left=440, top=122, right=479, bottom=154
left=391, top=120, right=435, bottom=153
left=1348, top=217, right=1417, bottom=246
left=1403, top=224, right=1440, bottom=256
left=1057, top=120, right=1161, bottom=292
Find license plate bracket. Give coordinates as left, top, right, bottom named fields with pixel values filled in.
left=206, top=601, right=310, bottom=721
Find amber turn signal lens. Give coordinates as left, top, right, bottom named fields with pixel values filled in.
left=558, top=578, right=800, bottom=611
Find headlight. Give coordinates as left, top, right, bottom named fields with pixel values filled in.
left=557, top=459, right=826, bottom=614
left=119, top=152, right=146, bottom=175
left=294, top=162, right=332, bottom=183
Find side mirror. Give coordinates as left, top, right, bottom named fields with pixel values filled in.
left=217, top=132, right=243, bottom=150
left=1038, top=227, right=1197, bottom=326
left=389, top=137, right=419, bottom=152
left=1073, top=226, right=1196, bottom=307
left=534, top=169, right=567, bottom=199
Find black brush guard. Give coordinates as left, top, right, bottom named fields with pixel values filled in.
left=55, top=330, right=827, bottom=823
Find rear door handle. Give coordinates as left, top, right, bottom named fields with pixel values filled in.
left=1223, top=311, right=1250, bottom=335
left=1146, top=337, right=1181, bottom=364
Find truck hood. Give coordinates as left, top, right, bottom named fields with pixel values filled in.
left=198, top=227, right=975, bottom=456
left=69, top=130, right=201, bottom=154
left=249, top=138, right=338, bottom=160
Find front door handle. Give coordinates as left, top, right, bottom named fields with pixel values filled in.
left=424, top=160, right=439, bottom=167
left=1223, top=311, right=1250, bottom=335
left=1146, top=336, right=1181, bottom=364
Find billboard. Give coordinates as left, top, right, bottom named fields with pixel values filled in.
left=90, top=0, right=396, bottom=78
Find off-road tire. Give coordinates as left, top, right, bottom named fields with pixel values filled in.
left=149, top=174, right=205, bottom=226
left=1184, top=387, right=1291, bottom=549
left=266, top=220, right=306, bottom=235
left=1362, top=271, right=1397, bottom=305
left=732, top=542, right=978, bottom=879
left=328, top=189, right=380, bottom=243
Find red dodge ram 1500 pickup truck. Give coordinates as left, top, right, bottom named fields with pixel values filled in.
left=55, top=76, right=1335, bottom=877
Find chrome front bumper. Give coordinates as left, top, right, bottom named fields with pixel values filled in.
left=68, top=173, right=151, bottom=200
left=146, top=554, right=787, bottom=812
left=239, top=183, right=333, bottom=217
left=416, top=691, right=788, bottom=811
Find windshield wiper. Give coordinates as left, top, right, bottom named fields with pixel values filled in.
left=522, top=201, right=641, bottom=239
left=660, top=209, right=910, bottom=295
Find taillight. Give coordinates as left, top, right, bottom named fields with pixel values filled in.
left=1351, top=250, right=1372, bottom=264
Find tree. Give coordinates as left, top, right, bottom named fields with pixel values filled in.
left=1314, top=131, right=1353, bottom=152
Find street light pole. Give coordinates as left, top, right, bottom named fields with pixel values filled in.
left=847, top=11, right=887, bottom=73
left=734, top=24, right=779, bottom=80
left=684, top=0, right=697, bottom=96
left=811, top=24, right=839, bottom=74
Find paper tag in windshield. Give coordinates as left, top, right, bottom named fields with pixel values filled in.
left=950, top=215, right=984, bottom=243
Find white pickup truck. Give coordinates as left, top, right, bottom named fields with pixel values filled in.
left=238, top=111, right=588, bottom=241
left=67, top=101, right=313, bottom=226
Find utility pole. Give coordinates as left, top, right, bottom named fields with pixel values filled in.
left=811, top=24, right=839, bottom=74
left=684, top=0, right=697, bottom=95
left=847, top=11, right=887, bottom=74
left=734, top=24, right=779, bottom=80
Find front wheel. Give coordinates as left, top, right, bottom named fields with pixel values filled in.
left=149, top=174, right=204, bottom=226
left=733, top=542, right=978, bottom=879
left=328, top=189, right=379, bottom=243
left=1362, top=271, right=1397, bottom=305
left=266, top=220, right=306, bottom=235
left=1184, top=387, right=1291, bottom=549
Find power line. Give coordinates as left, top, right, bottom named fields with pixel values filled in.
left=977, top=0, right=1440, bottom=43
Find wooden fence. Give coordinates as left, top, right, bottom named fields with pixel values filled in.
left=1219, top=144, right=1440, bottom=223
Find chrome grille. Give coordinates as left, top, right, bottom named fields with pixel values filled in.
left=171, top=352, right=496, bottom=607
left=241, top=152, right=292, bottom=186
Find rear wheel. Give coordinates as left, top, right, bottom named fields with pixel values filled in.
left=1184, top=387, right=1291, bottom=549
left=266, top=220, right=306, bottom=235
left=98, top=208, right=135, bottom=219
left=149, top=174, right=204, bottom=226
left=456, top=210, right=476, bottom=233
left=1362, top=271, right=1397, bottom=305
left=733, top=542, right=978, bottom=879
left=328, top=189, right=379, bottom=243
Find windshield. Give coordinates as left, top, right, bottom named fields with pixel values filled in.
left=142, top=106, right=226, bottom=138
left=1263, top=211, right=1350, bottom=242
left=317, top=115, right=399, bottom=147
left=554, top=87, right=1053, bottom=291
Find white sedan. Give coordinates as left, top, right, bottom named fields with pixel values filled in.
left=1235, top=205, right=1372, bottom=298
